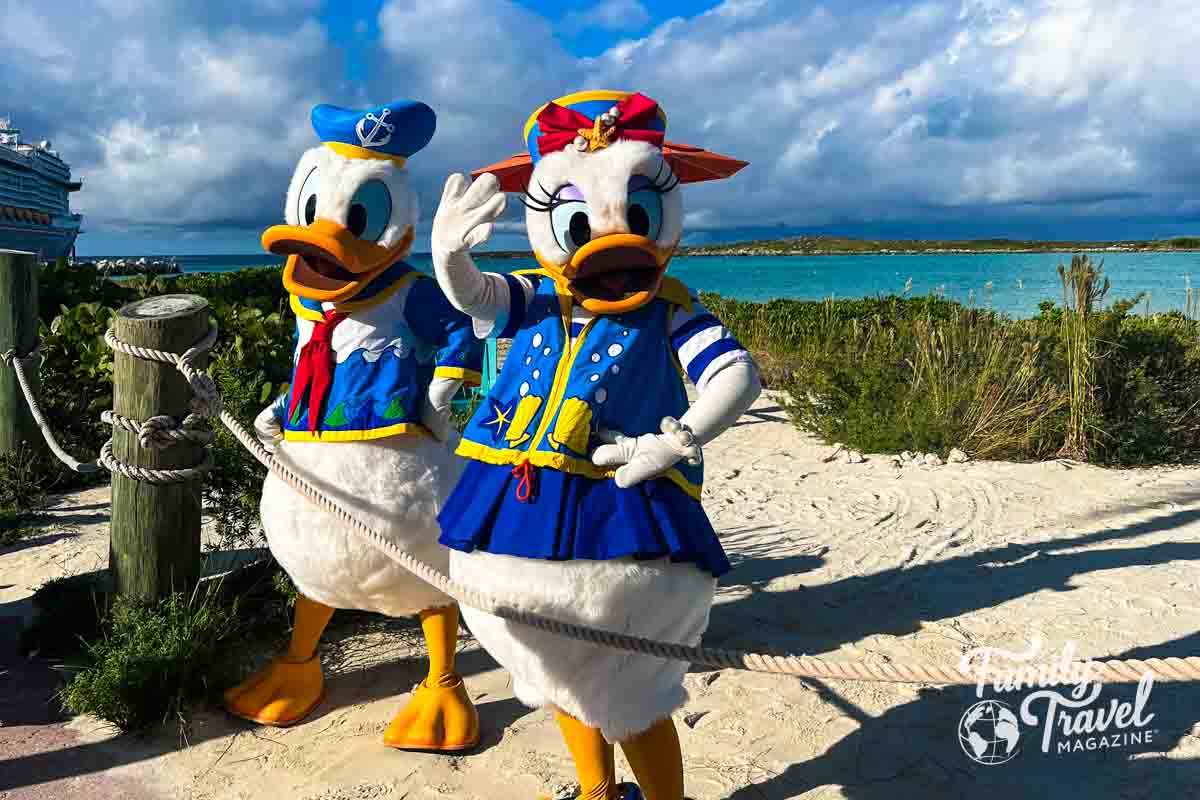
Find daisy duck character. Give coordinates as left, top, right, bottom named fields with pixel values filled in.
left=431, top=91, right=761, bottom=799
left=222, top=100, right=483, bottom=752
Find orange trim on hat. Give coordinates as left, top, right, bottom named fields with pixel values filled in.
left=472, top=140, right=747, bottom=193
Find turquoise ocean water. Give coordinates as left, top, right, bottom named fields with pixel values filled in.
left=126, top=251, right=1200, bottom=318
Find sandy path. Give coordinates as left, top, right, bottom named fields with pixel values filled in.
left=3, top=393, right=1200, bottom=799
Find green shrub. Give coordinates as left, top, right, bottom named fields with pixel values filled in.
left=60, top=586, right=240, bottom=732
left=778, top=309, right=1067, bottom=459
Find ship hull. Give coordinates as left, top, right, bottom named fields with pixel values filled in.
left=0, top=220, right=79, bottom=260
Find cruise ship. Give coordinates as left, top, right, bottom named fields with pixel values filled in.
left=0, top=117, right=82, bottom=260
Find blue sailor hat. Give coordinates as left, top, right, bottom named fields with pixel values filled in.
left=311, top=100, right=436, bottom=164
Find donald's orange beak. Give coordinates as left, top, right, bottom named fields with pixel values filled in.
left=263, top=220, right=414, bottom=303
left=537, top=233, right=674, bottom=314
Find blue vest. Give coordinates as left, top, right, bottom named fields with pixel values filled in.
left=458, top=271, right=702, bottom=499
left=281, top=261, right=480, bottom=442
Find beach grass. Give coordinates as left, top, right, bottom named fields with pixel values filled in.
left=703, top=261, right=1200, bottom=464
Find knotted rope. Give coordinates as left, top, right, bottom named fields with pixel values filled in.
left=1, top=326, right=219, bottom=481
left=9, top=321, right=1200, bottom=684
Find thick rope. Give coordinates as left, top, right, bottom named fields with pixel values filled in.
left=102, top=410, right=215, bottom=449
left=1, top=329, right=218, bottom=481
left=214, top=408, right=1200, bottom=685
left=2, top=339, right=102, bottom=473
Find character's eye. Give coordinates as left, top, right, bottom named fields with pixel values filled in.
left=347, top=180, right=392, bottom=242
left=550, top=201, right=591, bottom=253
left=626, top=189, right=663, bottom=240
left=297, top=167, right=320, bottom=226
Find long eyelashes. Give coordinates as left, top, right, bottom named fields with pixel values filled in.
left=519, top=180, right=564, bottom=213
left=518, top=163, right=678, bottom=213
left=646, top=160, right=680, bottom=195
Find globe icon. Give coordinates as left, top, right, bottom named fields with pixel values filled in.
left=958, top=700, right=1021, bottom=765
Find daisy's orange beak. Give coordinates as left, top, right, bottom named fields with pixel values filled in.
left=536, top=233, right=675, bottom=314
left=263, top=220, right=414, bottom=303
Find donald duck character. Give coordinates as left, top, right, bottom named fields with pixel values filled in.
left=430, top=91, right=761, bottom=799
left=222, top=100, right=483, bottom=752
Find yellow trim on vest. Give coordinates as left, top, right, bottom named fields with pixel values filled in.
left=526, top=293, right=597, bottom=454
left=290, top=294, right=325, bottom=322
left=455, top=438, right=702, bottom=500
left=435, top=366, right=482, bottom=385
left=333, top=271, right=421, bottom=313
left=658, top=276, right=693, bottom=312
left=283, top=421, right=429, bottom=443
left=324, top=141, right=407, bottom=164
left=521, top=90, right=668, bottom=147
left=288, top=271, right=421, bottom=320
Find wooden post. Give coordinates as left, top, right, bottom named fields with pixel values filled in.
left=109, top=295, right=211, bottom=601
left=0, top=250, right=42, bottom=459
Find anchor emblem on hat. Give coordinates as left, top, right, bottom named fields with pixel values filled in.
left=355, top=108, right=394, bottom=149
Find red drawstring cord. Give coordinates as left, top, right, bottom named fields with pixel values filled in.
left=512, top=459, right=536, bottom=502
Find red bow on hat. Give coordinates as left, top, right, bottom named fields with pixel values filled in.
left=535, top=93, right=665, bottom=157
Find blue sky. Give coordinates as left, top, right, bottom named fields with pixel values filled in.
left=3, top=0, right=1198, bottom=255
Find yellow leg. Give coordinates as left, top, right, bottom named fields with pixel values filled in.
left=556, top=711, right=617, bottom=800
left=383, top=604, right=480, bottom=751
left=619, top=717, right=684, bottom=800
left=223, top=594, right=333, bottom=726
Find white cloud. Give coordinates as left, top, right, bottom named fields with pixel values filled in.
left=562, top=0, right=652, bottom=34
left=4, top=0, right=1200, bottom=248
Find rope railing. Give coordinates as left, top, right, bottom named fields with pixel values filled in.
left=2, top=330, right=218, bottom=482
left=7, top=321, right=1200, bottom=686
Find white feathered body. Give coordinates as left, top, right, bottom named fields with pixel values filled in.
left=262, top=433, right=461, bottom=617
left=451, top=549, right=715, bottom=742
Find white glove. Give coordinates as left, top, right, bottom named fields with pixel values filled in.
left=421, top=376, right=461, bottom=443
left=254, top=395, right=287, bottom=454
left=431, top=173, right=510, bottom=321
left=591, top=417, right=703, bottom=489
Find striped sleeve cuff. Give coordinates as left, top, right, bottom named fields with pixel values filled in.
left=670, top=302, right=753, bottom=390
left=475, top=273, right=537, bottom=339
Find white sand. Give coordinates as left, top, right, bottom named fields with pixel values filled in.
left=4, top=391, right=1200, bottom=798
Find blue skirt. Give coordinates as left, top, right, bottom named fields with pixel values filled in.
left=438, top=460, right=731, bottom=578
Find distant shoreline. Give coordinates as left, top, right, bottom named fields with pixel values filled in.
left=77, top=236, right=1200, bottom=262
left=465, top=236, right=1200, bottom=259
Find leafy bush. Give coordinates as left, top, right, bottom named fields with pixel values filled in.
left=60, top=586, right=240, bottom=732
left=778, top=309, right=1068, bottom=459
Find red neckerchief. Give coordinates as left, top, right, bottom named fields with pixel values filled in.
left=288, top=309, right=346, bottom=433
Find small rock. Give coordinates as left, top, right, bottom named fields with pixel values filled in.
left=845, top=450, right=865, bottom=464
left=900, top=450, right=917, bottom=463
left=923, top=453, right=944, bottom=467
left=683, top=711, right=709, bottom=729
left=722, top=468, right=741, bottom=479
left=948, top=448, right=970, bottom=464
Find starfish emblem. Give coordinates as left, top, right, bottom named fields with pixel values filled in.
left=482, top=401, right=513, bottom=439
